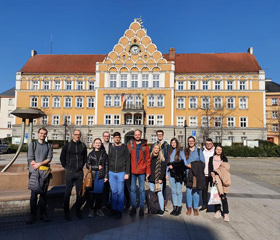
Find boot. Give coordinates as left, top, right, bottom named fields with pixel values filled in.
left=186, top=208, right=192, bottom=216
left=170, top=206, right=177, bottom=215
left=193, top=209, right=199, bottom=216
left=174, top=206, right=182, bottom=216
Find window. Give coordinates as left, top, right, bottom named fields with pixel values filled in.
left=216, top=136, right=221, bottom=143
left=201, top=97, right=210, bottom=109
left=147, top=115, right=164, bottom=126
left=151, top=135, right=157, bottom=143
left=214, top=97, right=222, bottom=109
left=272, top=111, right=278, bottom=119
left=135, top=96, right=142, bottom=108
left=240, top=117, right=248, bottom=128
left=142, top=74, right=149, bottom=88
left=7, top=121, right=12, bottom=128
left=64, top=115, right=71, bottom=125
left=157, top=96, right=164, bottom=107
left=189, top=97, right=197, bottom=109
left=215, top=81, right=221, bottom=90
left=43, top=81, right=49, bottom=90
left=272, top=98, right=278, bottom=106
left=214, top=117, right=222, bottom=128
left=227, top=117, right=235, bottom=127
left=64, top=97, right=72, bottom=108
left=54, top=81, right=61, bottom=90
left=273, top=124, right=278, bottom=132
left=241, top=136, right=247, bottom=142
left=53, top=97, right=60, bottom=108
left=156, top=115, right=164, bottom=126
left=201, top=116, right=210, bottom=127
left=126, top=96, right=133, bottom=108
left=110, top=74, right=117, bottom=88
left=114, top=96, right=120, bottom=107
left=105, top=115, right=111, bottom=125
left=8, top=99, right=13, bottom=105
left=177, top=97, right=185, bottom=109
left=226, top=97, right=235, bottom=109
left=228, top=136, right=234, bottom=142
left=153, top=74, right=160, bottom=88
left=87, top=134, right=93, bottom=143
left=120, top=75, right=127, bottom=88
left=52, top=115, right=60, bottom=125
left=148, top=115, right=155, bottom=125
left=126, top=115, right=133, bottom=124
left=131, top=74, right=138, bottom=88
left=75, top=116, right=82, bottom=125
left=178, top=135, right=184, bottom=143
left=87, top=97, right=95, bottom=108
left=148, top=96, right=155, bottom=107
left=89, top=81, right=94, bottom=90
left=227, top=81, right=233, bottom=90
left=42, top=97, right=49, bottom=108
left=87, top=116, right=94, bottom=125
left=76, top=97, right=83, bottom=108
left=239, top=81, right=246, bottom=90
left=66, top=81, right=72, bottom=90
left=178, top=81, right=184, bottom=90
left=30, top=97, right=38, bottom=107
left=105, top=96, right=112, bottom=107
left=190, top=81, right=196, bottom=90
left=41, top=116, right=48, bottom=125
left=32, top=81, right=38, bottom=90
left=177, top=116, right=185, bottom=126
left=77, top=81, right=84, bottom=90
left=52, top=134, right=58, bottom=140
left=114, top=115, right=120, bottom=125
left=202, top=81, right=208, bottom=90
left=189, top=116, right=197, bottom=127
left=239, top=97, right=248, bottom=109
left=8, top=110, right=12, bottom=117
left=135, top=115, right=142, bottom=125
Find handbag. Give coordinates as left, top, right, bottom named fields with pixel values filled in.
left=79, top=165, right=93, bottom=197
left=155, top=183, right=161, bottom=192
left=208, top=183, right=222, bottom=205
left=192, top=176, right=197, bottom=188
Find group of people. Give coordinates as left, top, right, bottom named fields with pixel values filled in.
left=26, top=127, right=230, bottom=224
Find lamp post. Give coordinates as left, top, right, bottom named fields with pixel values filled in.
left=184, top=119, right=188, bottom=148
left=63, top=116, right=68, bottom=146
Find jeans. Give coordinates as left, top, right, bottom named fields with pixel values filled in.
left=202, top=176, right=210, bottom=207
left=186, top=187, right=200, bottom=209
left=215, top=193, right=229, bottom=214
left=109, top=171, right=125, bottom=212
left=130, top=174, right=146, bottom=209
left=149, top=182, right=164, bottom=211
left=168, top=173, right=183, bottom=207
left=63, top=170, right=84, bottom=214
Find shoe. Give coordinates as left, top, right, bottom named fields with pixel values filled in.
left=96, top=209, right=105, bottom=217
left=64, top=214, right=72, bottom=221
left=224, top=214, right=230, bottom=222
left=174, top=206, right=182, bottom=216
left=199, top=206, right=207, bottom=212
left=214, top=211, right=221, bottom=219
left=158, top=210, right=164, bottom=217
left=139, top=208, right=144, bottom=217
left=186, top=208, right=192, bottom=216
left=26, top=215, right=36, bottom=225
left=170, top=206, right=177, bottom=215
left=88, top=209, right=95, bottom=218
left=129, top=207, right=137, bottom=216
left=115, top=211, right=122, bottom=219
left=40, top=214, right=51, bottom=222
left=108, top=209, right=116, bottom=216
left=193, top=209, right=199, bottom=216
left=76, top=211, right=84, bottom=219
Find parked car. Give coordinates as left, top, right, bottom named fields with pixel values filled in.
left=0, top=138, right=11, bottom=153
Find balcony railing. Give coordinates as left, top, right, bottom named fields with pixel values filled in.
left=123, top=104, right=144, bottom=110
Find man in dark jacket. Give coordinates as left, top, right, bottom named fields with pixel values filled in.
left=108, top=132, right=130, bottom=219
left=60, top=129, right=87, bottom=221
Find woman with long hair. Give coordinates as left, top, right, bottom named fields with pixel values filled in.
left=148, top=144, right=166, bottom=216
left=209, top=145, right=230, bottom=222
left=166, top=138, right=186, bottom=216
left=184, top=136, right=205, bottom=216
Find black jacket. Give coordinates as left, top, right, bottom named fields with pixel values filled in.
left=208, top=155, right=228, bottom=186
left=186, top=161, right=205, bottom=190
left=108, top=143, right=130, bottom=174
left=60, top=140, right=87, bottom=172
left=167, top=160, right=187, bottom=182
left=86, top=148, right=109, bottom=179
left=149, top=155, right=166, bottom=183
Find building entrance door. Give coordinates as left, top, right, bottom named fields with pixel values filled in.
left=124, top=131, right=134, bottom=144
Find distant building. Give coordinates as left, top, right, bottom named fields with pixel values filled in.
left=265, top=79, right=280, bottom=144
left=0, top=87, right=15, bottom=138
left=13, top=19, right=266, bottom=146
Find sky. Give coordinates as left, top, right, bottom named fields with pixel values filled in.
left=0, top=0, right=279, bottom=92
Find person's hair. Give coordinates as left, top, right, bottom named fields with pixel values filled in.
left=134, top=129, right=142, bottom=134
left=73, top=129, right=81, bottom=135
left=156, top=130, right=164, bottom=135
left=151, top=144, right=165, bottom=162
left=185, top=136, right=196, bottom=159
left=38, top=127, right=48, bottom=134
left=214, top=145, right=226, bottom=160
left=205, top=138, right=213, bottom=143
left=168, top=138, right=180, bottom=162
left=94, top=138, right=102, bottom=143
left=102, top=131, right=110, bottom=137
left=113, top=132, right=121, bottom=137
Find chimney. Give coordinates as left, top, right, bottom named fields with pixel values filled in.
left=248, top=47, right=253, bottom=55
left=31, top=50, right=37, bottom=57
left=169, top=48, right=176, bottom=60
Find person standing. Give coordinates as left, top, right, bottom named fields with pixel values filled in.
left=102, top=131, right=112, bottom=155
left=128, top=129, right=151, bottom=217
left=60, top=129, right=87, bottom=221
left=108, top=132, right=130, bottom=219
left=200, top=138, right=215, bottom=212
left=26, top=127, right=53, bottom=224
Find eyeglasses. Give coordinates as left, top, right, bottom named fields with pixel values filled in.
left=73, top=134, right=81, bottom=136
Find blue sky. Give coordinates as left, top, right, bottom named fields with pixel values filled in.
left=0, top=0, right=279, bottom=92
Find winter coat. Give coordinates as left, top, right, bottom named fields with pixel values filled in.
left=128, top=139, right=151, bottom=175
left=150, top=141, right=169, bottom=165
left=214, top=162, right=231, bottom=194
left=208, top=155, right=228, bottom=176
left=186, top=161, right=205, bottom=190
left=28, top=168, right=52, bottom=194
left=108, top=143, right=130, bottom=174
left=149, top=155, right=166, bottom=183
left=86, top=148, right=109, bottom=179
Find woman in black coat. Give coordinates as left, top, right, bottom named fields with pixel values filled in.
left=86, top=138, right=109, bottom=217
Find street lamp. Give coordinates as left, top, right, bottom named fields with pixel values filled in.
left=63, top=116, right=68, bottom=146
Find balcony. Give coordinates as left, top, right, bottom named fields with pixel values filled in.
left=122, top=104, right=144, bottom=111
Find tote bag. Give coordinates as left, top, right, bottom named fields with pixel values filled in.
left=208, top=184, right=222, bottom=205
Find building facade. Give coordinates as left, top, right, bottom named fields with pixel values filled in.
left=13, top=19, right=267, bottom=146
left=0, top=87, right=15, bottom=138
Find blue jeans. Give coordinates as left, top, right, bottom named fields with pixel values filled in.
left=168, top=173, right=182, bottom=207
left=109, top=171, right=125, bottom=212
left=149, top=182, right=164, bottom=211
left=186, top=187, right=200, bottom=209
left=130, top=174, right=145, bottom=209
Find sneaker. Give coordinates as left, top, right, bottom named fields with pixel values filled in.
left=88, top=209, right=95, bottom=218
left=40, top=214, right=51, bottom=222
left=193, top=209, right=199, bottom=216
left=224, top=214, right=230, bottom=222
left=115, top=211, right=122, bottom=219
left=199, top=206, right=207, bottom=212
left=158, top=210, right=164, bottom=217
left=96, top=209, right=105, bottom=217
left=129, top=207, right=136, bottom=216
left=64, top=213, right=72, bottom=221
left=186, top=208, right=192, bottom=216
left=139, top=208, right=144, bottom=217
left=214, top=211, right=221, bottom=219
left=26, top=215, right=36, bottom=225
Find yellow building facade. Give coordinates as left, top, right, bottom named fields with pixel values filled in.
left=14, top=19, right=267, bottom=146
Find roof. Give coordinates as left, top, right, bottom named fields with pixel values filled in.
left=20, top=52, right=261, bottom=74
left=265, top=80, right=280, bottom=93
left=163, top=52, right=261, bottom=73
left=0, top=87, right=15, bottom=97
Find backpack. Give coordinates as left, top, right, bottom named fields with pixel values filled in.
left=146, top=191, right=161, bottom=214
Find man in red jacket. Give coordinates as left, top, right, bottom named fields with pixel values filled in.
left=128, top=129, right=151, bottom=216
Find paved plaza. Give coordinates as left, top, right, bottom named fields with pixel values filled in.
left=0, top=152, right=279, bottom=240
